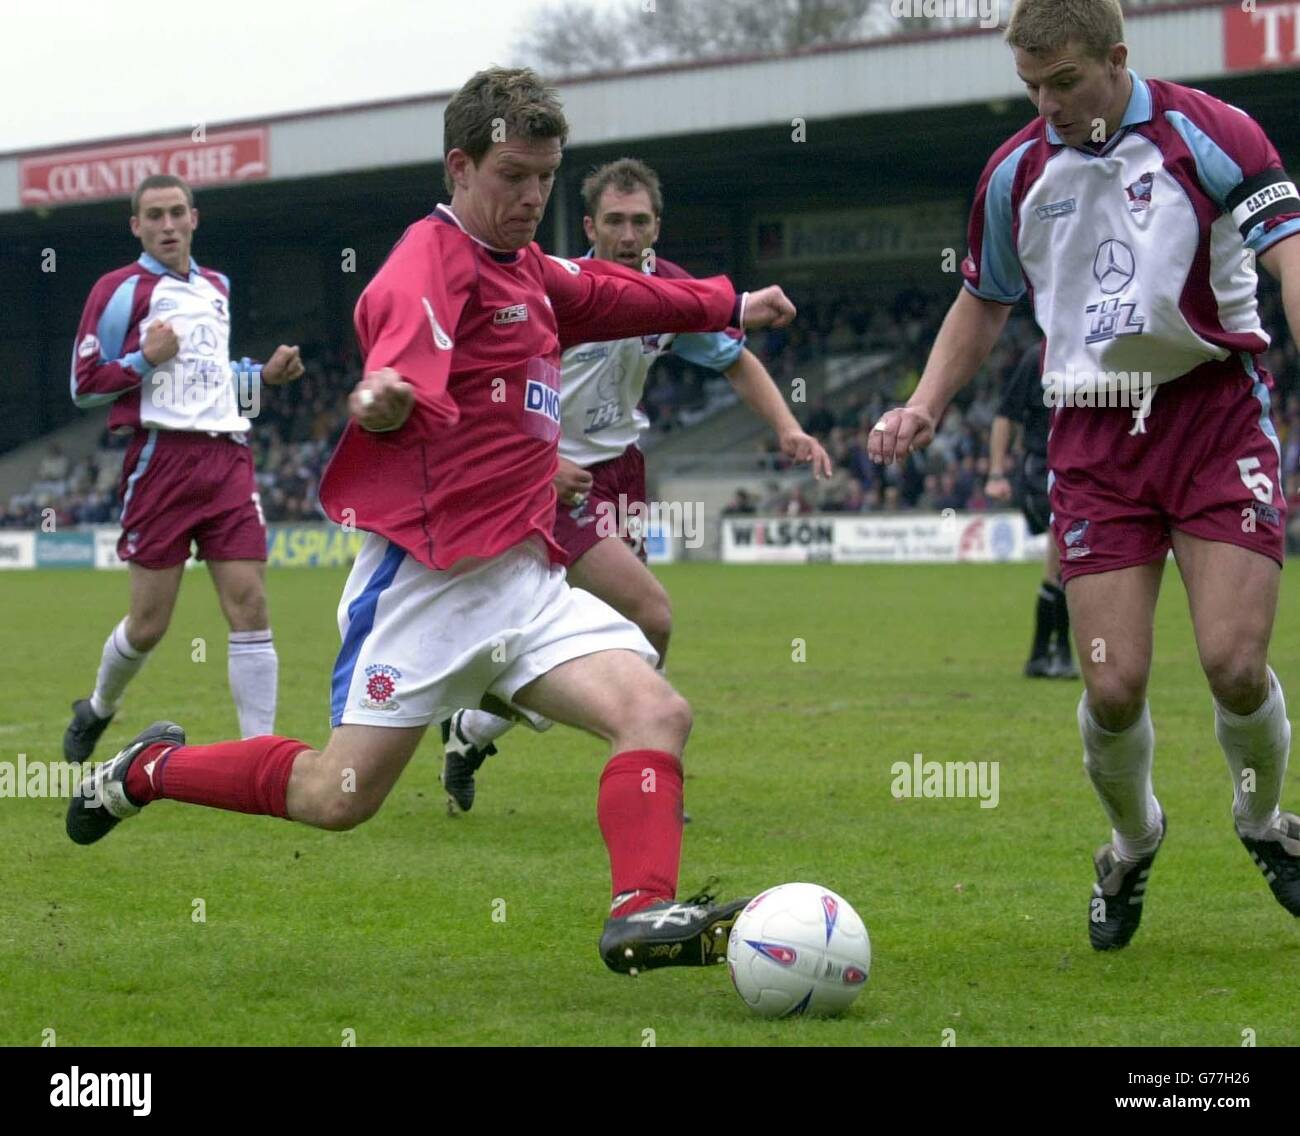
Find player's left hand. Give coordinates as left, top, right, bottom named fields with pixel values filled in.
left=262, top=345, right=305, bottom=386
left=741, top=285, right=796, bottom=330
left=778, top=429, right=833, bottom=479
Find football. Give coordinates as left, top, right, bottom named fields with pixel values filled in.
left=727, top=882, right=871, bottom=1018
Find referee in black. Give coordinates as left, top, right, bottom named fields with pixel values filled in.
left=985, top=341, right=1078, bottom=679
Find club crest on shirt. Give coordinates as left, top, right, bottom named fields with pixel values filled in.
left=361, top=664, right=402, bottom=711
left=1125, top=172, right=1154, bottom=213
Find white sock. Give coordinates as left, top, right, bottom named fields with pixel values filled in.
left=90, top=618, right=149, bottom=717
left=458, top=708, right=514, bottom=749
left=1079, top=695, right=1163, bottom=861
left=1215, top=667, right=1289, bottom=838
left=229, top=630, right=277, bottom=737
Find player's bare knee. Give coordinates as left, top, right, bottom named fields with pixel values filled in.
left=314, top=790, right=382, bottom=832
left=125, top=617, right=167, bottom=653
left=1204, top=651, right=1269, bottom=715
left=1085, top=674, right=1147, bottom=732
left=645, top=687, right=692, bottom=745
left=636, top=593, right=672, bottom=647
left=227, top=589, right=269, bottom=631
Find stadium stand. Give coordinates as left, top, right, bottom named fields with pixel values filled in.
left=7, top=277, right=1296, bottom=537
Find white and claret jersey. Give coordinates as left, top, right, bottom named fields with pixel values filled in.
left=71, top=251, right=252, bottom=433
left=962, top=73, right=1300, bottom=394
left=558, top=253, right=745, bottom=466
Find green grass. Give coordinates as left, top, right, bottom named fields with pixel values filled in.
left=2, top=562, right=1298, bottom=1046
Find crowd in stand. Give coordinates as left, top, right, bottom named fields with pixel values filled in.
left=6, top=282, right=1300, bottom=541
left=726, top=283, right=1300, bottom=549
left=1, top=439, right=127, bottom=529
left=1, top=345, right=358, bottom=530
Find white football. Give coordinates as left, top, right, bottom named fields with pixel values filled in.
left=727, top=882, right=871, bottom=1018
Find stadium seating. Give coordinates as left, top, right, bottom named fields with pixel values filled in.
left=5, top=281, right=1297, bottom=533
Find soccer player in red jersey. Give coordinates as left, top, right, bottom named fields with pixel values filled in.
left=65, top=175, right=305, bottom=761
left=871, top=0, right=1300, bottom=950
left=67, top=69, right=796, bottom=976
left=438, top=157, right=832, bottom=814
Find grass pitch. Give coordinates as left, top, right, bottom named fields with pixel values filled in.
left=2, top=561, right=1298, bottom=1046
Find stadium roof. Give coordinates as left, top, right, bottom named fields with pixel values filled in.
left=1, top=0, right=1291, bottom=215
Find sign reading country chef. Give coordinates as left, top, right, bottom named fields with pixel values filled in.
left=21, top=129, right=268, bottom=207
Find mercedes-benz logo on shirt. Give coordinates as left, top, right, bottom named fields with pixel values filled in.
left=1093, top=239, right=1136, bottom=295
left=191, top=323, right=219, bottom=356
left=596, top=359, right=624, bottom=401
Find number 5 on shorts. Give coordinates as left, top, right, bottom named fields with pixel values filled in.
left=1237, top=457, right=1274, bottom=504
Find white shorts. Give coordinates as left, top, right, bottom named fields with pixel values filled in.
left=330, top=534, right=656, bottom=729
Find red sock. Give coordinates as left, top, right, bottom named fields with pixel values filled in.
left=124, top=735, right=308, bottom=818
left=598, top=749, right=684, bottom=917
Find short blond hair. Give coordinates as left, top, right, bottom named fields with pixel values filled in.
left=1005, top=0, right=1125, bottom=61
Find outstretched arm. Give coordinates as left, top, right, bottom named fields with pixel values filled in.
left=724, top=348, right=831, bottom=478
left=869, top=288, right=1012, bottom=465
left=543, top=253, right=795, bottom=347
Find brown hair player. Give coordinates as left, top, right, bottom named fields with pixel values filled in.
left=66, top=69, right=799, bottom=978
left=438, top=156, right=832, bottom=817
left=65, top=173, right=304, bottom=761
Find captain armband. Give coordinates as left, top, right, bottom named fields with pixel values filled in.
left=1228, top=169, right=1300, bottom=240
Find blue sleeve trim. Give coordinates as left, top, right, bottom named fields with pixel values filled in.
left=120, top=350, right=154, bottom=378
left=1164, top=110, right=1244, bottom=209
left=961, top=280, right=1020, bottom=307
left=670, top=330, right=745, bottom=371
left=1249, top=216, right=1300, bottom=257
left=977, top=140, right=1033, bottom=304
left=96, top=275, right=140, bottom=360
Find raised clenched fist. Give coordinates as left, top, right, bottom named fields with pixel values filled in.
left=141, top=320, right=179, bottom=367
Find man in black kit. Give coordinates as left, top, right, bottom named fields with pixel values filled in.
left=986, top=341, right=1079, bottom=679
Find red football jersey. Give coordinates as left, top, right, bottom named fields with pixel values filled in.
left=319, top=205, right=739, bottom=570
